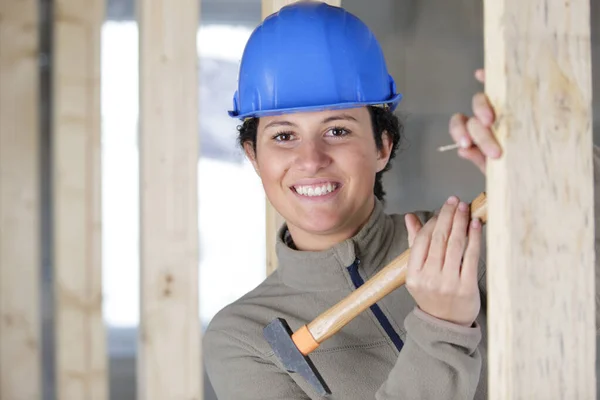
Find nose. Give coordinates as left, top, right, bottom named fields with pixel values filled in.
left=293, top=139, right=332, bottom=174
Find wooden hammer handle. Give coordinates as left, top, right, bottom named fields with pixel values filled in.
left=292, top=192, right=488, bottom=355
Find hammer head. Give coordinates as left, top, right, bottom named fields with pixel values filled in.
left=263, top=318, right=331, bottom=396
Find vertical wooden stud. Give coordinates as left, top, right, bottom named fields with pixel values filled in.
left=484, top=0, right=596, bottom=398
left=53, top=0, right=107, bottom=399
left=137, top=0, right=201, bottom=399
left=261, top=0, right=342, bottom=276
left=0, top=0, right=42, bottom=398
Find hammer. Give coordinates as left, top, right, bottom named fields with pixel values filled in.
left=263, top=192, right=488, bottom=396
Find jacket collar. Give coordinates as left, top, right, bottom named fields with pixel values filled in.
left=275, top=198, right=397, bottom=292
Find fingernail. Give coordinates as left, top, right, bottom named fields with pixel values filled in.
left=447, top=196, right=458, bottom=205
left=471, top=218, right=481, bottom=228
left=460, top=137, right=470, bottom=148
left=459, top=202, right=468, bottom=212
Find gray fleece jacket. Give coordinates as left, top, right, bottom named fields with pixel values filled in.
left=203, top=146, right=600, bottom=399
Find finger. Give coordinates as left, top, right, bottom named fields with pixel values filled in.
left=472, top=92, right=495, bottom=127
left=449, top=113, right=472, bottom=149
left=405, top=213, right=423, bottom=248
left=442, top=201, right=470, bottom=278
left=458, top=146, right=486, bottom=174
left=466, top=116, right=501, bottom=159
left=460, top=217, right=482, bottom=284
left=426, top=196, right=460, bottom=269
left=475, top=69, right=485, bottom=83
left=407, top=216, right=437, bottom=274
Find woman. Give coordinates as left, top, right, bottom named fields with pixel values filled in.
left=204, top=2, right=599, bottom=399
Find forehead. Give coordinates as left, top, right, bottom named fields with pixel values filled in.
left=259, top=107, right=370, bottom=130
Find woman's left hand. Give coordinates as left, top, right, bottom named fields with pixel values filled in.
left=448, top=69, right=502, bottom=174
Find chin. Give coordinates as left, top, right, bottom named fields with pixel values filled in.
left=297, top=219, right=342, bottom=235
left=290, top=210, right=349, bottom=235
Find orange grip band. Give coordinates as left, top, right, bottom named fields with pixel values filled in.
left=291, top=325, right=319, bottom=355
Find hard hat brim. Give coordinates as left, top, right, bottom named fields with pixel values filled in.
left=228, top=93, right=403, bottom=120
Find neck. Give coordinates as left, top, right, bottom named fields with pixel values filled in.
left=286, top=197, right=376, bottom=251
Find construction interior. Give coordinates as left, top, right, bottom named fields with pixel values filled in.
left=1, top=0, right=600, bottom=399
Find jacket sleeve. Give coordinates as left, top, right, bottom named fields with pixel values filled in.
left=203, top=328, right=311, bottom=400
left=375, top=308, right=482, bottom=400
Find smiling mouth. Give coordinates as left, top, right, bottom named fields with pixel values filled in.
left=292, top=182, right=340, bottom=197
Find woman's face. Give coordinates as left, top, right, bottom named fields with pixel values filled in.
left=246, top=107, right=392, bottom=250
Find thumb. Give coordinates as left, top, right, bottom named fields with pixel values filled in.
left=405, top=213, right=423, bottom=247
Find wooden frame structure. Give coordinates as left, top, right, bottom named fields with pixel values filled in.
left=52, top=1, right=107, bottom=398
left=137, top=0, right=201, bottom=399
left=0, top=0, right=596, bottom=399
left=484, top=0, right=596, bottom=397
left=0, top=1, right=42, bottom=398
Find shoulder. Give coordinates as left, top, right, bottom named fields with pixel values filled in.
left=203, top=270, right=291, bottom=360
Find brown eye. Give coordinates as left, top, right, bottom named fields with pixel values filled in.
left=273, top=132, right=293, bottom=141
left=327, top=127, right=350, bottom=137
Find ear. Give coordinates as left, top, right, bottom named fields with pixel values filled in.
left=243, top=142, right=260, bottom=177
left=376, top=130, right=393, bottom=173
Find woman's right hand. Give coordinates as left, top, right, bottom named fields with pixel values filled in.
left=404, top=196, right=482, bottom=327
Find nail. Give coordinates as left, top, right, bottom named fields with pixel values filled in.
left=471, top=218, right=481, bottom=228
left=447, top=196, right=458, bottom=205
left=458, top=202, right=468, bottom=212
left=460, top=137, right=470, bottom=148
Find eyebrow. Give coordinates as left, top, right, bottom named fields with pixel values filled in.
left=263, top=113, right=358, bottom=130
left=263, top=120, right=297, bottom=130
left=321, top=114, right=358, bottom=124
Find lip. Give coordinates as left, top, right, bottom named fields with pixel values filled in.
left=291, top=178, right=341, bottom=187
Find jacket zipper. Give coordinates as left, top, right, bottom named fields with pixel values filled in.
left=346, top=258, right=404, bottom=352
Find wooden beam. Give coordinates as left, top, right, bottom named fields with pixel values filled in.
left=137, top=0, right=201, bottom=399
left=484, top=0, right=596, bottom=398
left=0, top=0, right=42, bottom=398
left=53, top=1, right=107, bottom=399
left=261, top=0, right=342, bottom=276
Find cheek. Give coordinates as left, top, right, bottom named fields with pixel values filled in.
left=335, top=145, right=379, bottom=181
left=255, top=147, right=288, bottom=186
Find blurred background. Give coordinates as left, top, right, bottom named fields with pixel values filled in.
left=29, top=0, right=600, bottom=398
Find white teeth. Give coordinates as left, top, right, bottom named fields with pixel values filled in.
left=294, top=183, right=338, bottom=197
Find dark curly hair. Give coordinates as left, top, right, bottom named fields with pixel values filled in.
left=237, top=106, right=404, bottom=202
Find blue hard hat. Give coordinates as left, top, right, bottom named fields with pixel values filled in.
left=228, top=1, right=402, bottom=119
